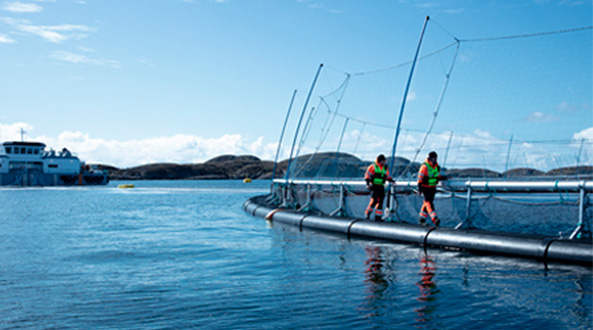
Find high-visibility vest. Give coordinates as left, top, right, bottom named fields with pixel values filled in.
left=424, top=162, right=440, bottom=187
left=372, top=164, right=387, bottom=186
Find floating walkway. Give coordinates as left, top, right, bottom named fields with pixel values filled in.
left=244, top=194, right=592, bottom=266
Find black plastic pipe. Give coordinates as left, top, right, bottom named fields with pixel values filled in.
left=244, top=196, right=592, bottom=265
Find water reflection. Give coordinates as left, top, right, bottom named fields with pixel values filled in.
left=362, top=246, right=389, bottom=318
left=415, top=254, right=440, bottom=326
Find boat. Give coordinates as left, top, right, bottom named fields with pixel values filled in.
left=0, top=141, right=109, bottom=186
left=118, top=184, right=135, bottom=189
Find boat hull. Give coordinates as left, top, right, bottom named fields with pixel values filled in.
left=0, top=171, right=108, bottom=186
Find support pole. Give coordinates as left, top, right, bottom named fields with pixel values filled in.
left=271, top=89, right=298, bottom=185
left=332, top=118, right=350, bottom=179
left=330, top=183, right=346, bottom=217
left=569, top=187, right=586, bottom=239
left=456, top=185, right=472, bottom=229
left=298, top=184, right=312, bottom=212
left=388, top=16, right=430, bottom=174
left=504, top=135, right=513, bottom=175
left=285, top=64, right=324, bottom=185
left=386, top=16, right=430, bottom=219
left=443, top=131, right=454, bottom=167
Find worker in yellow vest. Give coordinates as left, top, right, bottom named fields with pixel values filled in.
left=364, top=154, right=394, bottom=221
left=417, top=151, right=447, bottom=226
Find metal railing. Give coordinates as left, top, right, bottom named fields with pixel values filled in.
left=271, top=179, right=592, bottom=240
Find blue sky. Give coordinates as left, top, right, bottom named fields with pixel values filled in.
left=0, top=0, right=591, bottom=168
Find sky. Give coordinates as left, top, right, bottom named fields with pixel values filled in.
left=0, top=0, right=591, bottom=168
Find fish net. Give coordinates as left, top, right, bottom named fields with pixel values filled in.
left=270, top=22, right=592, bottom=238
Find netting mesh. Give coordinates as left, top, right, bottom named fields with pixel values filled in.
left=270, top=183, right=591, bottom=238
left=270, top=23, right=592, bottom=238
left=280, top=24, right=592, bottom=180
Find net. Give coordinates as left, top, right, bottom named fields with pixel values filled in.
left=278, top=23, right=592, bottom=180
left=269, top=22, right=592, bottom=239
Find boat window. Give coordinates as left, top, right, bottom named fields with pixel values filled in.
left=48, top=164, right=58, bottom=168
left=27, top=148, right=33, bottom=154
left=34, top=149, right=39, bottom=154
left=20, top=147, right=26, bottom=154
left=5, top=147, right=11, bottom=154
left=14, top=148, right=19, bottom=154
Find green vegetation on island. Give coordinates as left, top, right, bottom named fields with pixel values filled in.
left=98, top=152, right=592, bottom=181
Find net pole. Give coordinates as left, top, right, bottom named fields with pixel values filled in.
left=285, top=63, right=324, bottom=184
left=332, top=118, right=350, bottom=179
left=504, top=135, right=513, bottom=175
left=271, top=89, right=298, bottom=184
left=443, top=131, right=454, bottom=168
left=388, top=16, right=430, bottom=175
left=386, top=16, right=429, bottom=215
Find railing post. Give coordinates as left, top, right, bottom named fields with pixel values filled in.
left=456, top=184, right=472, bottom=229
left=298, top=184, right=312, bottom=212
left=280, top=183, right=291, bottom=208
left=330, top=183, right=347, bottom=217
left=385, top=183, right=396, bottom=222
left=569, top=186, right=587, bottom=240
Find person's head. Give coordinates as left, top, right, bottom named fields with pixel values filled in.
left=428, top=151, right=437, bottom=163
left=376, top=154, right=386, bottom=165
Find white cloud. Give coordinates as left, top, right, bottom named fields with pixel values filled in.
left=50, top=50, right=120, bottom=68
left=0, top=122, right=34, bottom=141
left=2, top=1, right=43, bottom=13
left=1, top=122, right=589, bottom=171
left=1, top=17, right=95, bottom=43
left=0, top=33, right=16, bottom=43
left=472, top=129, right=496, bottom=140
left=573, top=126, right=593, bottom=141
left=46, top=133, right=278, bottom=167
left=524, top=111, right=558, bottom=122
left=556, top=101, right=579, bottom=113
left=444, top=8, right=464, bottom=14
left=77, top=46, right=94, bottom=52
left=0, top=123, right=277, bottom=167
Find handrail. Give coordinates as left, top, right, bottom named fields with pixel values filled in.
left=273, top=179, right=593, bottom=192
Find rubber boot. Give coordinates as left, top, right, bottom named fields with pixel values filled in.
left=433, top=217, right=440, bottom=227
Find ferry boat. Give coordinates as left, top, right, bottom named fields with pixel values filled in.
left=0, top=141, right=108, bottom=186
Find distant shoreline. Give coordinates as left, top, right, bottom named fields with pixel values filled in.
left=97, top=152, right=592, bottom=181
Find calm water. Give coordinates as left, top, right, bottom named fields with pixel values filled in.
left=0, top=180, right=590, bottom=329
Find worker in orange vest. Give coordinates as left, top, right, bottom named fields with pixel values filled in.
left=365, top=154, right=394, bottom=221
left=417, top=151, right=447, bottom=226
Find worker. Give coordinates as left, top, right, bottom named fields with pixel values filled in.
left=417, top=151, right=447, bottom=226
left=364, top=154, right=394, bottom=221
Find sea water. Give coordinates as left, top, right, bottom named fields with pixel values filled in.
left=0, top=180, right=590, bottom=329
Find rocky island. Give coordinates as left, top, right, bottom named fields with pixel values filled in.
left=97, top=152, right=592, bottom=181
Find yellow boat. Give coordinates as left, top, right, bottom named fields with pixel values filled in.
left=118, top=183, right=135, bottom=189
left=243, top=178, right=252, bottom=183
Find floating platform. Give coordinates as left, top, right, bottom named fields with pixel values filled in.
left=244, top=195, right=593, bottom=266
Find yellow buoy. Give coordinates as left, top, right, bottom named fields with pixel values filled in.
left=243, top=178, right=252, bottom=183
left=118, top=184, right=135, bottom=189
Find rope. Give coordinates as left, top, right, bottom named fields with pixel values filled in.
left=396, top=41, right=461, bottom=179
left=459, top=26, right=593, bottom=43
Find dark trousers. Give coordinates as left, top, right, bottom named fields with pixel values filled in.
left=419, top=186, right=438, bottom=222
left=366, top=185, right=385, bottom=220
